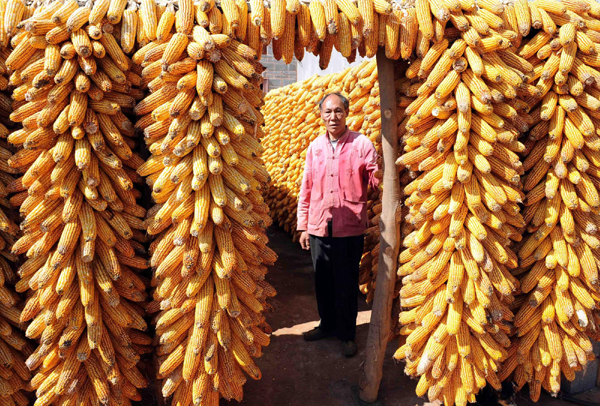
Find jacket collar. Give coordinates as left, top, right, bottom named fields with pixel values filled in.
left=325, top=127, right=350, bottom=143
left=322, top=127, right=351, bottom=153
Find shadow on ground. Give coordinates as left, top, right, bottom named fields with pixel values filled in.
left=222, top=226, right=425, bottom=406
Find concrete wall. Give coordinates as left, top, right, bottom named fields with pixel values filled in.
left=261, top=45, right=298, bottom=90
left=260, top=44, right=372, bottom=90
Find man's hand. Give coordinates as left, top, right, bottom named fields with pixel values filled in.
left=299, top=231, right=310, bottom=250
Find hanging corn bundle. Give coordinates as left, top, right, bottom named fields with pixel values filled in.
left=392, top=1, right=533, bottom=402
left=0, top=21, right=32, bottom=401
left=259, top=0, right=406, bottom=68
left=494, top=0, right=600, bottom=400
left=0, top=155, right=31, bottom=406
left=133, top=0, right=277, bottom=403
left=5, top=0, right=152, bottom=404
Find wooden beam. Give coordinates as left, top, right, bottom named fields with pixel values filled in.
left=359, top=49, right=401, bottom=403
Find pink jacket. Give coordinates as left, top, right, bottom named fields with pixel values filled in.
left=297, top=129, right=380, bottom=237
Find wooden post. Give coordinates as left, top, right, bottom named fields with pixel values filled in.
left=359, top=49, right=401, bottom=403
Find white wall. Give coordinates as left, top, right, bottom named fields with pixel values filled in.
left=296, top=51, right=370, bottom=82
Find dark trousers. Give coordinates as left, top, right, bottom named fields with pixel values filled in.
left=309, top=230, right=364, bottom=341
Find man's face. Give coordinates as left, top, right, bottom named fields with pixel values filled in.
left=320, top=95, right=348, bottom=138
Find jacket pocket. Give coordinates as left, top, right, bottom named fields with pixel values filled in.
left=342, top=152, right=366, bottom=203
left=341, top=190, right=366, bottom=227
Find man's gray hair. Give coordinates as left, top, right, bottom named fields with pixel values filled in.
left=318, top=92, right=350, bottom=112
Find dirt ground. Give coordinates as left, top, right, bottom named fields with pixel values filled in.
left=138, top=226, right=595, bottom=406
left=223, top=227, right=591, bottom=406
left=223, top=226, right=418, bottom=406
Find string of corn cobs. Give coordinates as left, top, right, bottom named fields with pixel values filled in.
left=393, top=2, right=530, bottom=404
left=132, top=0, right=277, bottom=404
left=0, top=152, right=31, bottom=406
left=0, top=14, right=32, bottom=403
left=5, top=0, right=153, bottom=404
left=262, top=0, right=417, bottom=68
left=393, top=0, right=600, bottom=404
left=494, top=0, right=600, bottom=401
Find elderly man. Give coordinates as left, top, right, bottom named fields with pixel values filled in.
left=297, top=92, right=380, bottom=357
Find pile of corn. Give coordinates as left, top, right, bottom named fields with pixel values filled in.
left=132, top=0, right=277, bottom=403
left=5, top=0, right=153, bottom=404
left=262, top=59, right=385, bottom=298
